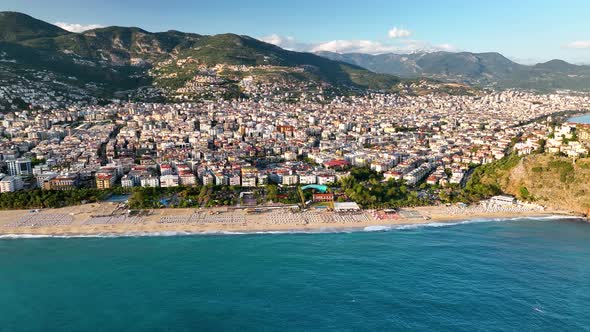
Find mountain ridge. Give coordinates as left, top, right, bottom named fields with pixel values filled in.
left=1, top=11, right=437, bottom=105
left=0, top=11, right=69, bottom=42
left=317, top=50, right=590, bottom=91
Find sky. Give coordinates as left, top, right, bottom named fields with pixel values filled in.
left=3, top=0, right=590, bottom=64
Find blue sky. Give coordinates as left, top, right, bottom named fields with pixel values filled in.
left=3, top=0, right=590, bottom=64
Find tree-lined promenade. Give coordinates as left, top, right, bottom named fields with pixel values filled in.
left=0, top=156, right=563, bottom=211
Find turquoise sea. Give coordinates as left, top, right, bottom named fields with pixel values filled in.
left=568, top=114, right=590, bottom=124
left=1, top=217, right=590, bottom=331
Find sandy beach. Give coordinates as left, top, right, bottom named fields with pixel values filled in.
left=0, top=202, right=582, bottom=237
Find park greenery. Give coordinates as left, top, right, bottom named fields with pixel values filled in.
left=127, top=185, right=246, bottom=209
left=0, top=152, right=581, bottom=211
left=334, top=167, right=431, bottom=208
left=0, top=188, right=113, bottom=209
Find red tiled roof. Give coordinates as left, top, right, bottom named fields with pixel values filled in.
left=323, top=159, right=349, bottom=168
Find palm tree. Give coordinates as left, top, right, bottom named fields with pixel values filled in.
left=297, top=186, right=306, bottom=207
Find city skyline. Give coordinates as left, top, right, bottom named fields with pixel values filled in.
left=2, top=0, right=590, bottom=64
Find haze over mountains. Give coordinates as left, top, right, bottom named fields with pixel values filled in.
left=317, top=51, right=590, bottom=92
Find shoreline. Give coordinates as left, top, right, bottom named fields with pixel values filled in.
left=0, top=202, right=585, bottom=238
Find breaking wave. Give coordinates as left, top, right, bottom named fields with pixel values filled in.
left=0, top=215, right=583, bottom=239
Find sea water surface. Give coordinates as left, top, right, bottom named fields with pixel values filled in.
left=1, top=217, right=590, bottom=331
left=568, top=113, right=590, bottom=124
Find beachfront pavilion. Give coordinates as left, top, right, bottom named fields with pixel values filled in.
left=333, top=202, right=361, bottom=212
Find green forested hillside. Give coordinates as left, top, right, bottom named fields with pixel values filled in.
left=0, top=11, right=413, bottom=102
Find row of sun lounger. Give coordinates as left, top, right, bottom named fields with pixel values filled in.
left=158, top=212, right=246, bottom=224
left=6, top=213, right=73, bottom=228
left=445, top=204, right=543, bottom=215
left=84, top=216, right=144, bottom=225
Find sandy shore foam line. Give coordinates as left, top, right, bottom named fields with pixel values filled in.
left=0, top=214, right=584, bottom=239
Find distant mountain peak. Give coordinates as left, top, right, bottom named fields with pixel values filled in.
left=534, top=59, right=579, bottom=72
left=537, top=59, right=572, bottom=66
left=317, top=50, right=590, bottom=91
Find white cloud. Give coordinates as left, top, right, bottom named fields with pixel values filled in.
left=260, top=34, right=455, bottom=55
left=260, top=34, right=287, bottom=46
left=564, top=40, right=590, bottom=49
left=435, top=43, right=456, bottom=51
left=260, top=34, right=308, bottom=51
left=54, top=22, right=104, bottom=33
left=311, top=40, right=400, bottom=54
left=395, top=39, right=456, bottom=53
left=388, top=27, right=412, bottom=39
left=507, top=56, right=545, bottom=65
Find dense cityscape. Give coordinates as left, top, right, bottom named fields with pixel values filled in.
left=0, top=85, right=588, bottom=208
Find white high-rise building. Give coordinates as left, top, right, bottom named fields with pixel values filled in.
left=7, top=159, right=32, bottom=176
left=0, top=176, right=23, bottom=193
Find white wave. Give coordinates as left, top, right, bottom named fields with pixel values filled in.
left=0, top=234, right=55, bottom=239
left=363, top=215, right=585, bottom=233
left=363, top=225, right=392, bottom=232
left=0, top=215, right=584, bottom=239
left=512, top=215, right=581, bottom=221
left=362, top=220, right=484, bottom=232
left=0, top=231, right=197, bottom=239
left=363, top=222, right=466, bottom=232
left=0, top=228, right=354, bottom=239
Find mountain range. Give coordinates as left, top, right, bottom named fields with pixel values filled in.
left=1, top=11, right=589, bottom=109
left=316, top=51, right=590, bottom=92
left=0, top=11, right=422, bottom=105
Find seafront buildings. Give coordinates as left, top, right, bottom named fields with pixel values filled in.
left=0, top=89, right=588, bottom=192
